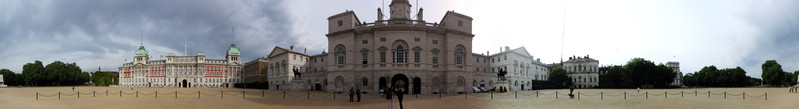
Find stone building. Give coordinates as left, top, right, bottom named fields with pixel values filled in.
left=667, top=61, right=683, bottom=86
left=563, top=55, right=599, bottom=88
left=243, top=57, right=269, bottom=83
left=118, top=44, right=244, bottom=88
left=267, top=0, right=499, bottom=94
left=487, top=46, right=549, bottom=90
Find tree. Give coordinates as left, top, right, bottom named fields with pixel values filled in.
left=622, top=58, right=674, bottom=88
left=0, top=69, right=24, bottom=86
left=22, top=61, right=46, bottom=86
left=604, top=65, right=626, bottom=88
left=761, top=60, right=785, bottom=86
left=682, top=66, right=757, bottom=87
left=548, top=66, right=572, bottom=87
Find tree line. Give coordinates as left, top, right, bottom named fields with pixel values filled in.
left=0, top=60, right=91, bottom=86
left=682, top=66, right=760, bottom=87
left=549, top=58, right=676, bottom=88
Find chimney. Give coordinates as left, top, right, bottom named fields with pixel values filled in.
left=505, top=46, right=510, bottom=51
left=304, top=48, right=307, bottom=54
left=290, top=45, right=295, bottom=51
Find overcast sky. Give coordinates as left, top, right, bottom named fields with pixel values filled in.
left=0, top=0, right=797, bottom=79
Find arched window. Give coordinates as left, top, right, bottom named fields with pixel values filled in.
left=362, top=78, right=368, bottom=86
left=395, top=46, right=405, bottom=63
left=456, top=49, right=464, bottom=64
left=457, top=77, right=464, bottom=86
left=337, top=48, right=345, bottom=64
left=432, top=78, right=439, bottom=86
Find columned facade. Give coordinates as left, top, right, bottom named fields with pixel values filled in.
left=118, top=44, right=244, bottom=88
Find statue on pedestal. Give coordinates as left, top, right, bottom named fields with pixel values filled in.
left=293, top=68, right=302, bottom=80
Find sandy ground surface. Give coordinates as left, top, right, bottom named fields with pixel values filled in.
left=0, top=87, right=797, bottom=109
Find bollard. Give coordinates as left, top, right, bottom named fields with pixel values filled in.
left=465, top=92, right=467, bottom=99
left=59, top=92, right=61, bottom=99
left=175, top=91, right=177, bottom=99
left=601, top=92, right=603, bottom=100
left=765, top=93, right=767, bottom=100
left=695, top=90, right=697, bottom=96
left=78, top=91, right=80, bottom=98
left=724, top=91, right=726, bottom=99
left=36, top=92, right=39, bottom=100
left=707, top=91, right=710, bottom=98
left=283, top=91, right=285, bottom=99
left=136, top=91, right=138, bottom=98
left=245, top=91, right=247, bottom=98
left=645, top=92, right=647, bottom=99
left=515, top=91, right=518, bottom=99
left=156, top=91, right=158, bottom=98
left=198, top=91, right=201, bottom=99
left=491, top=92, right=494, bottom=99
left=578, top=92, right=581, bottom=100
left=262, top=91, right=265, bottom=97
left=120, top=91, right=122, bottom=97
left=93, top=91, right=96, bottom=97
left=222, top=91, right=225, bottom=98
left=106, top=90, right=109, bottom=96
left=665, top=91, right=667, bottom=99
left=333, top=92, right=336, bottom=100
left=624, top=92, right=626, bottom=100
left=536, top=91, right=539, bottom=98
left=556, top=92, right=558, bottom=99
left=743, top=92, right=745, bottom=100
left=307, top=91, right=309, bottom=99
left=681, top=91, right=683, bottom=97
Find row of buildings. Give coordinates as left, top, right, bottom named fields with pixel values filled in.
left=117, top=0, right=682, bottom=94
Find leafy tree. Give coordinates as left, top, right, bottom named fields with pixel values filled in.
left=92, top=71, right=115, bottom=86
left=0, top=69, right=24, bottom=86
left=761, top=60, right=785, bottom=86
left=682, top=66, right=756, bottom=87
left=622, top=58, right=674, bottom=88
left=604, top=65, right=626, bottom=88
left=22, top=61, right=46, bottom=86
left=548, top=66, right=572, bottom=87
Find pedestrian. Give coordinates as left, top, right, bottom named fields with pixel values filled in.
left=637, top=87, right=640, bottom=93
left=396, top=87, right=404, bottom=109
left=72, top=87, right=75, bottom=92
left=349, top=87, right=354, bottom=102
left=356, top=88, right=362, bottom=102
left=569, top=86, right=575, bottom=99
left=386, top=86, right=393, bottom=109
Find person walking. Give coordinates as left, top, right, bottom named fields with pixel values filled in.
left=396, top=87, right=405, bottom=109
left=386, top=86, right=394, bottom=109
left=72, top=87, right=75, bottom=92
left=356, top=88, right=362, bottom=102
left=569, top=86, right=575, bottom=99
left=349, top=87, right=354, bottom=102
left=637, top=87, right=640, bottom=93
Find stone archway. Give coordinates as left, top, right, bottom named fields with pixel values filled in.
left=379, top=77, right=387, bottom=90
left=391, top=74, right=409, bottom=94
left=182, top=79, right=187, bottom=88
left=413, top=77, right=421, bottom=94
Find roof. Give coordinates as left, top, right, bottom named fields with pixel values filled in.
left=135, top=46, right=149, bottom=55
left=227, top=44, right=240, bottom=54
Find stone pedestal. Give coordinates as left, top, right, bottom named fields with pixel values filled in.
left=494, top=79, right=509, bottom=92
left=0, top=74, right=6, bottom=87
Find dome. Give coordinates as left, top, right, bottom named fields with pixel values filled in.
left=227, top=44, right=240, bottom=54
left=135, top=46, right=149, bottom=55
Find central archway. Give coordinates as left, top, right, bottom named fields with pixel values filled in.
left=182, top=79, right=187, bottom=88
left=391, top=74, right=409, bottom=94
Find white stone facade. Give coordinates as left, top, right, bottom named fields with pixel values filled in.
left=563, top=55, right=599, bottom=88
left=487, top=46, right=549, bottom=91
left=667, top=61, right=682, bottom=86
left=118, top=44, right=244, bottom=88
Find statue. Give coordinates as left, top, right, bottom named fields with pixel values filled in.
left=0, top=74, right=6, bottom=87
left=497, top=68, right=507, bottom=79
left=293, top=68, right=301, bottom=80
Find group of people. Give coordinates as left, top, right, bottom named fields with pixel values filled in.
left=348, top=87, right=361, bottom=102
left=383, top=86, right=405, bottom=109
left=496, top=86, right=509, bottom=92
left=789, top=85, right=798, bottom=93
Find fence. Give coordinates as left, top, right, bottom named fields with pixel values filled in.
left=35, top=90, right=768, bottom=101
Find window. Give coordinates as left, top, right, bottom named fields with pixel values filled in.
left=414, top=37, right=420, bottom=42
left=362, top=53, right=368, bottom=64
left=337, top=20, right=343, bottom=26
left=362, top=79, right=368, bottom=86
left=380, top=38, right=386, bottom=42
left=456, top=49, right=464, bottom=64
left=457, top=79, right=463, bottom=86
left=362, top=40, right=368, bottom=44
left=395, top=46, right=405, bottom=63
left=337, top=49, right=345, bottom=64
left=293, top=55, right=296, bottom=60
left=414, top=52, right=420, bottom=63
left=432, top=40, right=438, bottom=44
left=504, top=55, right=507, bottom=60
left=432, top=78, right=439, bottom=86
left=458, top=21, right=463, bottom=27
left=380, top=52, right=386, bottom=63
left=432, top=53, right=439, bottom=64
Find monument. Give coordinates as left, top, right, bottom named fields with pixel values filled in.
left=0, top=74, right=7, bottom=87
left=495, top=69, right=509, bottom=92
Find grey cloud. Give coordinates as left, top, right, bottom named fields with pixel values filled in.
left=739, top=1, right=799, bottom=77
left=0, top=0, right=298, bottom=72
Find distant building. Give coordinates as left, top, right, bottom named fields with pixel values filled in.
left=488, top=46, right=549, bottom=90
left=118, top=44, right=243, bottom=88
left=667, top=62, right=682, bottom=86
left=563, top=55, right=599, bottom=88
left=243, top=57, right=269, bottom=83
